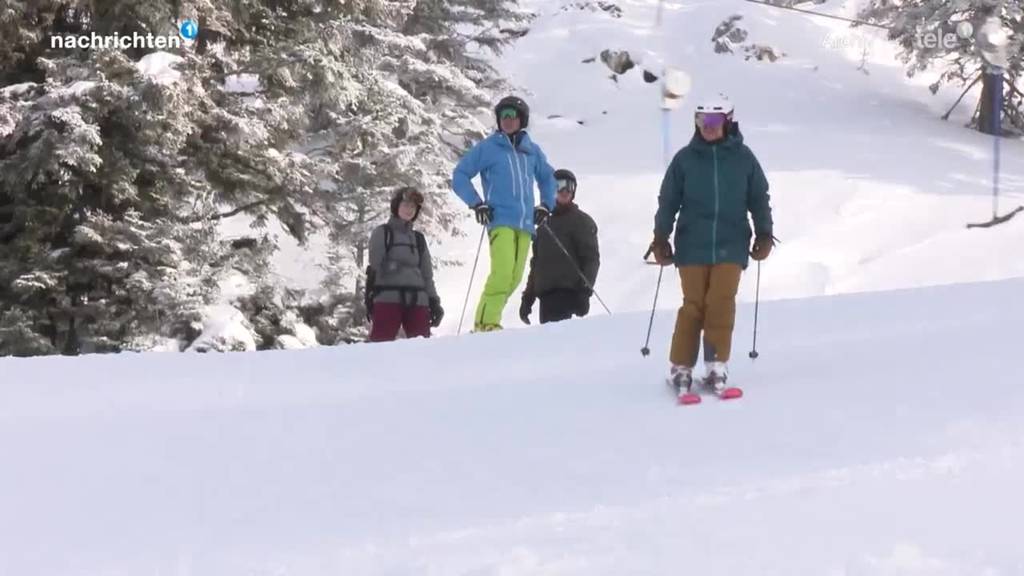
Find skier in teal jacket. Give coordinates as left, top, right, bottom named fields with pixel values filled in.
left=649, top=95, right=776, bottom=397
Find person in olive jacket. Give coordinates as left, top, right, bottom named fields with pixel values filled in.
left=520, top=169, right=600, bottom=325
left=648, top=96, right=775, bottom=395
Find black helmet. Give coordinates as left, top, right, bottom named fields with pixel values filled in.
left=390, top=186, right=424, bottom=221
left=554, top=168, right=577, bottom=198
left=494, top=95, right=529, bottom=130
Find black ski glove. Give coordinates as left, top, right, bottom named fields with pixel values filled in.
left=576, top=288, right=592, bottom=317
left=533, top=205, right=550, bottom=226
left=473, top=202, right=494, bottom=226
left=429, top=297, right=444, bottom=328
left=519, top=292, right=535, bottom=325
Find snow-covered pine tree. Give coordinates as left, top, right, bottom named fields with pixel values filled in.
left=1, top=4, right=221, bottom=355
left=402, top=0, right=533, bottom=79
left=858, top=0, right=1023, bottom=133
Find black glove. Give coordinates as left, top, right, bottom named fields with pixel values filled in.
left=429, top=297, right=444, bottom=328
left=519, top=293, right=535, bottom=325
left=576, top=288, right=592, bottom=317
left=473, top=202, right=493, bottom=225
left=533, top=205, right=550, bottom=226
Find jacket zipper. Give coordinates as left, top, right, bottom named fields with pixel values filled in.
left=505, top=135, right=532, bottom=230
left=511, top=146, right=528, bottom=230
left=712, top=146, right=720, bottom=265
left=507, top=153, right=520, bottom=228
left=502, top=134, right=519, bottom=230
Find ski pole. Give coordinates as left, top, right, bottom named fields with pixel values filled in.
left=457, top=226, right=486, bottom=335
left=748, top=260, right=762, bottom=359
left=539, top=220, right=611, bottom=315
left=641, top=254, right=665, bottom=357
left=641, top=5, right=690, bottom=357
left=640, top=91, right=674, bottom=358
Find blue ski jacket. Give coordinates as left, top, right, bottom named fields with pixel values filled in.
left=452, top=130, right=558, bottom=235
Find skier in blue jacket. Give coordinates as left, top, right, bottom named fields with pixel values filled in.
left=452, top=95, right=558, bottom=331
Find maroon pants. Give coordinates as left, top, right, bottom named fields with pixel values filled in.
left=369, top=303, right=431, bottom=342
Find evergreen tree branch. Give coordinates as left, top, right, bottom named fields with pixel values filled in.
left=1006, top=77, right=1024, bottom=102
left=204, top=199, right=268, bottom=222
left=942, top=72, right=984, bottom=120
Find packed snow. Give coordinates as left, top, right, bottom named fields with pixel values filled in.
left=3, top=278, right=1023, bottom=575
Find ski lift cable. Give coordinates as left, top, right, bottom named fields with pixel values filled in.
left=742, top=0, right=891, bottom=31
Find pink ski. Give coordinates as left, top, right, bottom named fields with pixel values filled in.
left=670, top=377, right=743, bottom=406
left=718, top=387, right=743, bottom=400
left=678, top=391, right=702, bottom=405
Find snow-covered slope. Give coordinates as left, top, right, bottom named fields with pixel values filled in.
left=3, top=277, right=1023, bottom=575
left=430, top=0, right=1024, bottom=334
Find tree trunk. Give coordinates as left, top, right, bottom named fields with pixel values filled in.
left=354, top=200, right=369, bottom=323
left=62, top=296, right=80, bottom=356
left=978, top=72, right=1004, bottom=135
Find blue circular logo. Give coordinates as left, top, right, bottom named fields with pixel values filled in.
left=179, top=19, right=199, bottom=40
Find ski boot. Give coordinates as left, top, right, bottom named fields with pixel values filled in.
left=704, top=361, right=728, bottom=394
left=668, top=365, right=700, bottom=405
left=704, top=361, right=742, bottom=400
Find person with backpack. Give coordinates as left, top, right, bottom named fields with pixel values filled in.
left=364, top=187, right=443, bottom=342
left=519, top=169, right=600, bottom=325
left=451, top=95, right=558, bottom=332
left=648, top=95, right=775, bottom=396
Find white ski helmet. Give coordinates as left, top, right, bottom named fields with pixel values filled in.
left=695, top=95, right=734, bottom=118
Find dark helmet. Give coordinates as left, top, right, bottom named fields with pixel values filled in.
left=494, top=95, right=529, bottom=130
left=390, top=186, right=424, bottom=221
left=554, top=168, right=577, bottom=198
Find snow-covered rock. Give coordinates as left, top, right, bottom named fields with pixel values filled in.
left=186, top=305, right=258, bottom=352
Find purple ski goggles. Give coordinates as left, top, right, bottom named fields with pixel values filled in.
left=695, top=112, right=728, bottom=128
